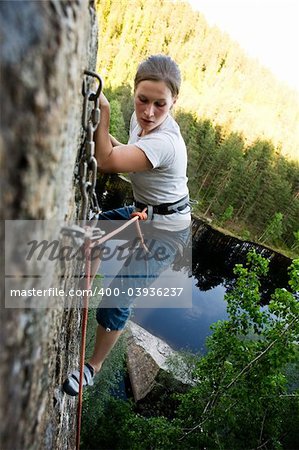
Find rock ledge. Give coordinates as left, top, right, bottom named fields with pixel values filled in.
left=126, top=320, right=193, bottom=402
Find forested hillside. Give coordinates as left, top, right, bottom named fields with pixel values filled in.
left=178, top=111, right=299, bottom=254
left=95, top=0, right=299, bottom=255
left=96, top=0, right=299, bottom=160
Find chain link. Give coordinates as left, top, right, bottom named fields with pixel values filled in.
left=79, top=70, right=103, bottom=224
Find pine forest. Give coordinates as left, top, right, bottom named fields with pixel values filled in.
left=95, top=0, right=299, bottom=256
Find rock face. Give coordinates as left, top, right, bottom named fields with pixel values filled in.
left=126, top=321, right=193, bottom=402
left=0, top=1, right=98, bottom=449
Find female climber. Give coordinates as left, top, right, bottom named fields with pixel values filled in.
left=63, top=54, right=191, bottom=396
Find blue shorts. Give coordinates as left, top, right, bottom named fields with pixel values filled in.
left=95, top=206, right=190, bottom=331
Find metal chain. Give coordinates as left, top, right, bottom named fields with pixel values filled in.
left=79, top=70, right=103, bottom=225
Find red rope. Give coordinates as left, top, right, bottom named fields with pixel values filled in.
left=86, top=208, right=148, bottom=249
left=76, top=237, right=91, bottom=450
left=75, top=208, right=147, bottom=450
left=130, top=209, right=149, bottom=252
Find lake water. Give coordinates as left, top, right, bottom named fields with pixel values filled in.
left=98, top=240, right=228, bottom=354
left=99, top=233, right=289, bottom=355
left=131, top=229, right=290, bottom=353
left=132, top=282, right=227, bottom=353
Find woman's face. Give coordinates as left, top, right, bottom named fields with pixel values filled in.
left=134, top=80, right=176, bottom=135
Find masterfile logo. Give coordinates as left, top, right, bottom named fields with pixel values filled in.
left=25, top=236, right=170, bottom=265
left=5, top=220, right=192, bottom=309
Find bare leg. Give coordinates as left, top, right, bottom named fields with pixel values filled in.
left=88, top=324, right=123, bottom=373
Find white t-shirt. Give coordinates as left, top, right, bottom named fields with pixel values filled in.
left=128, top=112, right=191, bottom=231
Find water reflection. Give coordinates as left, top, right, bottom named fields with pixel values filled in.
left=133, top=283, right=227, bottom=353
left=192, top=228, right=290, bottom=303
left=133, top=232, right=290, bottom=352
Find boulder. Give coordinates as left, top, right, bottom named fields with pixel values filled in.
left=126, top=320, right=193, bottom=402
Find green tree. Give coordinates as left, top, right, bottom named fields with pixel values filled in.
left=259, top=212, right=284, bottom=245
left=292, top=230, right=299, bottom=251
left=176, top=252, right=299, bottom=449
left=109, top=98, right=128, bottom=143
left=105, top=83, right=134, bottom=132
left=218, top=205, right=234, bottom=226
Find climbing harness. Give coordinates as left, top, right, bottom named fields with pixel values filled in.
left=134, top=194, right=190, bottom=217
left=79, top=70, right=102, bottom=225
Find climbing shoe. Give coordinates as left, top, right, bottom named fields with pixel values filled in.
left=62, top=363, right=94, bottom=396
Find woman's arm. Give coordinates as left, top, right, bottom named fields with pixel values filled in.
left=95, top=93, right=152, bottom=173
